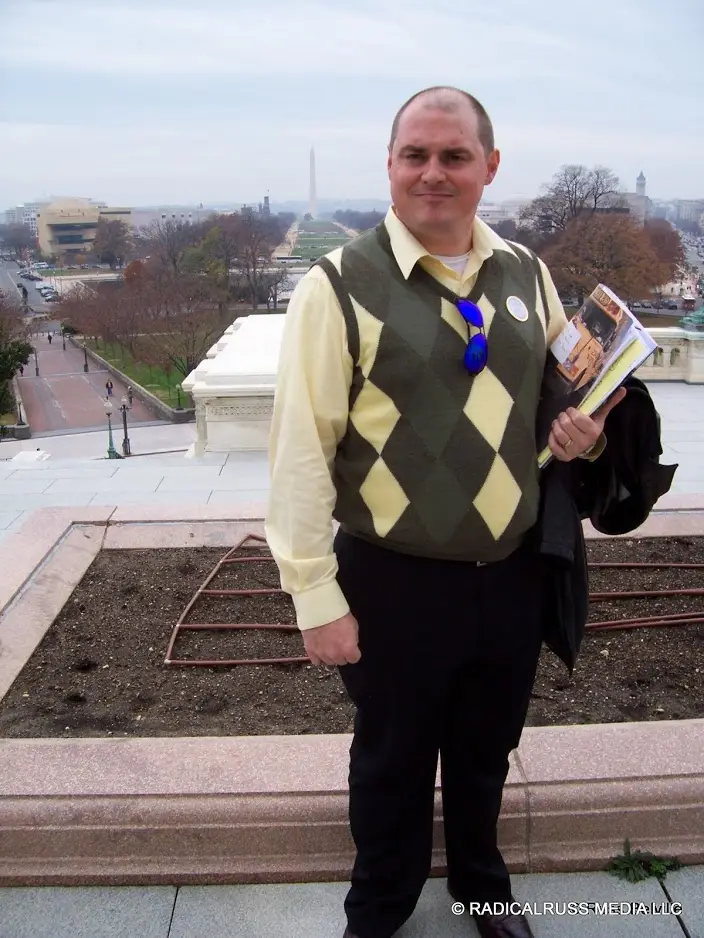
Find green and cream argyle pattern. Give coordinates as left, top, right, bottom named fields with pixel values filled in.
left=317, top=224, right=550, bottom=562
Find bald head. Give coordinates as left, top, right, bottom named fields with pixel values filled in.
left=389, top=87, right=495, bottom=156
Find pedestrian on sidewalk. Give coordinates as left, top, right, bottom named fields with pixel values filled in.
left=126, top=385, right=133, bottom=407
left=266, top=86, right=627, bottom=938
left=47, top=333, right=52, bottom=345
left=19, top=364, right=24, bottom=377
left=105, top=379, right=114, bottom=398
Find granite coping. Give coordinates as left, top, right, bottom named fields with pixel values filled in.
left=0, top=721, right=701, bottom=885
left=0, top=504, right=703, bottom=885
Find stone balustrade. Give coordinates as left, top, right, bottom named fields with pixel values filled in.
left=183, top=320, right=704, bottom=455
left=637, top=327, right=704, bottom=383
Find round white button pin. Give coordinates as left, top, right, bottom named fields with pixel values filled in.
left=506, top=296, right=529, bottom=322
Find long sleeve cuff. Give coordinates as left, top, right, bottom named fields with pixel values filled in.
left=292, top=579, right=351, bottom=631
left=580, top=432, right=607, bottom=461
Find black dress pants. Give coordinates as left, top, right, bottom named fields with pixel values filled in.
left=335, top=530, right=546, bottom=938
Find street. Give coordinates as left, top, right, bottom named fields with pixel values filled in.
left=16, top=339, right=159, bottom=434
left=0, top=258, right=50, bottom=313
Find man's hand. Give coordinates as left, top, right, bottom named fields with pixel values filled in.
left=548, top=387, right=627, bottom=462
left=302, top=612, right=361, bottom=666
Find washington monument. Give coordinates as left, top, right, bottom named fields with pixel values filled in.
left=309, top=146, right=317, bottom=218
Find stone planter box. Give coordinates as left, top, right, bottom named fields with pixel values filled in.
left=0, top=503, right=703, bottom=886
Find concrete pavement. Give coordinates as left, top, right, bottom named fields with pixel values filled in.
left=0, top=381, right=701, bottom=545
left=0, top=867, right=701, bottom=937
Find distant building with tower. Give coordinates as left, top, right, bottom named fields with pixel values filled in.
left=620, top=172, right=651, bottom=224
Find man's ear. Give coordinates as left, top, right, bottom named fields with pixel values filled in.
left=485, top=148, right=500, bottom=185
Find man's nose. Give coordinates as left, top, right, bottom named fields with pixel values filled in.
left=421, top=157, right=447, bottom=184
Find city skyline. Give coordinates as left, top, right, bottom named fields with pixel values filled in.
left=1, top=0, right=702, bottom=208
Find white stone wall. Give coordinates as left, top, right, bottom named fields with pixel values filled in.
left=182, top=313, right=283, bottom=456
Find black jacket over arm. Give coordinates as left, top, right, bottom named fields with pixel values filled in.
left=538, top=377, right=678, bottom=672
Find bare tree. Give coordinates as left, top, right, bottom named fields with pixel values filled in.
left=140, top=219, right=208, bottom=275
left=262, top=265, right=293, bottom=310
left=93, top=218, right=132, bottom=268
left=138, top=276, right=231, bottom=378
left=520, top=165, right=620, bottom=234
left=233, top=214, right=283, bottom=309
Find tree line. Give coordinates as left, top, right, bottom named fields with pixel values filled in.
left=333, top=209, right=386, bottom=232
left=494, top=165, right=687, bottom=304
left=0, top=291, right=32, bottom=429
left=56, top=209, right=297, bottom=386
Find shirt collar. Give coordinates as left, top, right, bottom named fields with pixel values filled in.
left=384, top=206, right=505, bottom=280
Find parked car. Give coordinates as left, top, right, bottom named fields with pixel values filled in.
left=663, top=300, right=679, bottom=310
left=640, top=300, right=652, bottom=308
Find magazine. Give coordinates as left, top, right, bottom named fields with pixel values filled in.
left=536, top=283, right=657, bottom=469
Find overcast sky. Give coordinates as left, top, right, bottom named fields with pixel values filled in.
left=1, top=0, right=702, bottom=209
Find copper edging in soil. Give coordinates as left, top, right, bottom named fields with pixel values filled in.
left=585, top=559, right=704, bottom=631
left=590, top=562, right=704, bottom=568
left=591, top=588, right=704, bottom=598
left=179, top=623, right=298, bottom=630
left=162, top=542, right=704, bottom=661
left=163, top=533, right=311, bottom=668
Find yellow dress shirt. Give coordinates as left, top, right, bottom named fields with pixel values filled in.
left=265, top=208, right=572, bottom=631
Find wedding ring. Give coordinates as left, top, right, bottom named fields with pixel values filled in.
left=564, top=438, right=573, bottom=449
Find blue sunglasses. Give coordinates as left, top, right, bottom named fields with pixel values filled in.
left=456, top=298, right=488, bottom=375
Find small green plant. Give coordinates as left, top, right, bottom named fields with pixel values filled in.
left=606, top=838, right=682, bottom=883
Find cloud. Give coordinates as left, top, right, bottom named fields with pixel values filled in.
left=2, top=0, right=580, bottom=82
left=1, top=0, right=701, bottom=205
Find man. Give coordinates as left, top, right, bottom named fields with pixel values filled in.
left=266, top=87, right=624, bottom=938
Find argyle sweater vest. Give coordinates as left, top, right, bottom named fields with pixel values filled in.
left=315, top=223, right=552, bottom=562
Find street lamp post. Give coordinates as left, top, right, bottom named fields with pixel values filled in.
left=83, top=344, right=89, bottom=373
left=103, top=399, right=121, bottom=459
left=61, top=328, right=66, bottom=352
left=33, top=346, right=39, bottom=377
left=119, top=397, right=131, bottom=457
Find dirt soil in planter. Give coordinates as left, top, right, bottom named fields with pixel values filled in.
left=0, top=537, right=702, bottom=738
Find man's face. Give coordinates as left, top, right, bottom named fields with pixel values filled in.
left=387, top=100, right=500, bottom=245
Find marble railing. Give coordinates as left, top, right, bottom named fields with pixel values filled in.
left=182, top=321, right=704, bottom=455
left=637, top=327, right=704, bottom=383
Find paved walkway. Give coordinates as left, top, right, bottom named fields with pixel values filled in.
left=0, top=867, right=701, bottom=937
left=16, top=341, right=157, bottom=433
left=0, top=382, right=702, bottom=546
